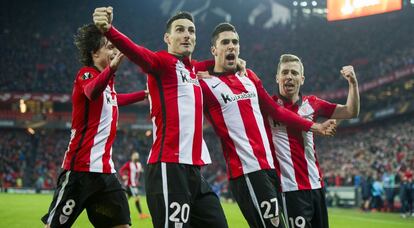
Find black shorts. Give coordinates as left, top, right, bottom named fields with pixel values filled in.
left=145, top=162, right=228, bottom=228
left=230, top=169, right=286, bottom=228
left=41, top=170, right=131, bottom=228
left=281, top=188, right=329, bottom=228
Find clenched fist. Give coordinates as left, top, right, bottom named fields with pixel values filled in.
left=340, top=65, right=357, bottom=86
left=93, top=6, right=113, bottom=33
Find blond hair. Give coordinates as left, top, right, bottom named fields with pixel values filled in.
left=276, top=54, right=304, bottom=76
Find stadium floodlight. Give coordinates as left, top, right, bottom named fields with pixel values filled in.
left=293, top=1, right=298, bottom=6
left=327, top=0, right=402, bottom=21
left=312, top=1, right=317, bottom=6
left=300, top=1, right=308, bottom=7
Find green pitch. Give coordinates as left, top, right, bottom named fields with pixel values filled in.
left=0, top=193, right=413, bottom=227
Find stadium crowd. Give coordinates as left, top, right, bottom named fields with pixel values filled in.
left=1, top=1, right=413, bottom=94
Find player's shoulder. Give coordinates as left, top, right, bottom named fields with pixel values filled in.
left=76, top=66, right=99, bottom=82
left=303, top=95, right=320, bottom=102
left=245, top=68, right=260, bottom=81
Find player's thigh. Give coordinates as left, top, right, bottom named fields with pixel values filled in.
left=282, top=190, right=313, bottom=228
left=145, top=162, right=193, bottom=228
left=190, top=181, right=228, bottom=228
left=41, top=171, right=89, bottom=227
left=311, top=189, right=329, bottom=228
left=86, top=189, right=131, bottom=228
left=231, top=170, right=283, bottom=228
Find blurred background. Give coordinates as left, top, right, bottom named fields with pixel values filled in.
left=0, top=0, right=413, bottom=215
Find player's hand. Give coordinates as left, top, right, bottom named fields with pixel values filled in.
left=340, top=65, right=357, bottom=86
left=237, top=58, right=247, bottom=77
left=196, top=71, right=212, bottom=79
left=311, top=119, right=336, bottom=136
left=93, top=6, right=113, bottom=33
left=109, top=52, right=124, bottom=71
left=122, top=175, right=128, bottom=181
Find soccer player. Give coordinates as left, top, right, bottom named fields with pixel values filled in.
left=41, top=24, right=147, bottom=228
left=93, top=7, right=228, bottom=228
left=197, top=23, right=336, bottom=228
left=119, top=151, right=150, bottom=219
left=267, top=54, right=360, bottom=228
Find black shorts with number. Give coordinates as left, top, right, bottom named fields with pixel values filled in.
left=230, top=169, right=287, bottom=228
left=41, top=170, right=131, bottom=228
left=145, top=162, right=228, bottom=228
left=281, top=188, right=329, bottom=228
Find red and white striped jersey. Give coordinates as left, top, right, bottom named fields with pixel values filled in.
left=267, top=94, right=336, bottom=192
left=200, top=70, right=276, bottom=179
left=106, top=26, right=211, bottom=166
left=62, top=66, right=118, bottom=173
left=120, top=161, right=143, bottom=187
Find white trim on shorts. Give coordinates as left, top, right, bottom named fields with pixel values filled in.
left=281, top=192, right=290, bottom=228
left=161, top=162, right=169, bottom=228
left=245, top=175, right=267, bottom=227
left=47, top=171, right=71, bottom=224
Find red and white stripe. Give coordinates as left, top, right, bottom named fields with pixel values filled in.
left=201, top=72, right=274, bottom=179
left=268, top=95, right=336, bottom=192
left=62, top=67, right=118, bottom=173
left=146, top=52, right=211, bottom=166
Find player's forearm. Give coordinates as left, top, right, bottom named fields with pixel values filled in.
left=84, top=66, right=115, bottom=100
left=105, top=26, right=157, bottom=72
left=259, top=88, right=313, bottom=131
left=346, top=82, right=360, bottom=118
left=117, top=90, right=147, bottom=106
left=194, top=59, right=215, bottom=72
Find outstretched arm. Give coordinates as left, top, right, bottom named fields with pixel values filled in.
left=117, top=90, right=147, bottom=106
left=331, top=65, right=360, bottom=119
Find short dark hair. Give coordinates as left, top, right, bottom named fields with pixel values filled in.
left=166, top=11, right=194, bottom=33
left=73, top=24, right=106, bottom=66
left=211, top=23, right=237, bottom=46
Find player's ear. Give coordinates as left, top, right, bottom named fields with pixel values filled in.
left=211, top=45, right=217, bottom=56
left=164, top=33, right=170, bottom=45
left=301, top=75, right=305, bottom=85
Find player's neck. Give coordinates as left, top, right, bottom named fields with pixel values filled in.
left=94, top=63, right=105, bottom=72
left=281, top=92, right=300, bottom=103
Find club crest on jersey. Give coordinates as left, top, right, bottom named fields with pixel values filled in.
left=277, top=99, right=283, bottom=106
left=220, top=92, right=256, bottom=104
left=81, top=72, right=92, bottom=80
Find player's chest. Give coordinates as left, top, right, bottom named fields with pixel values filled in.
left=204, top=76, right=258, bottom=107
left=103, top=84, right=117, bottom=106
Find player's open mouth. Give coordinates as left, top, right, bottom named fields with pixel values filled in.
left=225, top=53, right=235, bottom=61
left=284, top=83, right=295, bottom=89
left=181, top=42, right=191, bottom=47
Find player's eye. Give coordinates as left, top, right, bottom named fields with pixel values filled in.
left=176, top=27, right=184, bottom=32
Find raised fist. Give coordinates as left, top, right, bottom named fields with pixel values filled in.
left=340, top=65, right=357, bottom=85
left=93, top=6, right=113, bottom=33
